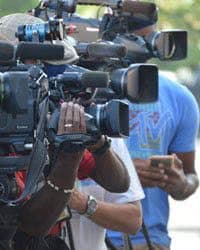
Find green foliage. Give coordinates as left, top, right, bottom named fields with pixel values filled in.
left=0, top=0, right=38, bottom=16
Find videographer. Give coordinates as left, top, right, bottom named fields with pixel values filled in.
left=0, top=12, right=145, bottom=250
left=107, top=3, right=200, bottom=250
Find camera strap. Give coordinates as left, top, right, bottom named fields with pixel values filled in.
left=105, top=233, right=132, bottom=250
left=55, top=206, right=75, bottom=250
left=141, top=220, right=155, bottom=250
left=105, top=220, right=154, bottom=250
left=105, top=235, right=118, bottom=250
left=11, top=97, right=49, bottom=203
left=65, top=216, right=75, bottom=250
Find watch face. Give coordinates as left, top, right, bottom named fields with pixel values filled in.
left=87, top=197, right=98, bottom=216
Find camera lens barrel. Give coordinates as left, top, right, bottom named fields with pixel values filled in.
left=16, top=20, right=64, bottom=42
left=86, top=100, right=129, bottom=137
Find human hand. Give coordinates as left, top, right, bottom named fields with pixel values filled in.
left=87, top=135, right=106, bottom=153
left=133, top=158, right=168, bottom=188
left=68, top=188, right=88, bottom=214
left=57, top=101, right=86, bottom=135
left=56, top=101, right=86, bottom=163
left=157, top=154, right=187, bottom=196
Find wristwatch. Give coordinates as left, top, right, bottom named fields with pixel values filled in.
left=84, top=195, right=98, bottom=218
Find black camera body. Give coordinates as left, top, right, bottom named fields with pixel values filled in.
left=0, top=67, right=47, bottom=154
left=0, top=71, right=35, bottom=138
left=0, top=66, right=48, bottom=203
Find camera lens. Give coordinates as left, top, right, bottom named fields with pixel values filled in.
left=86, top=100, right=129, bottom=137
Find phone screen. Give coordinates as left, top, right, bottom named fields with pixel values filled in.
left=150, top=155, right=174, bottom=168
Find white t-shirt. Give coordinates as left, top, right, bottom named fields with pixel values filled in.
left=65, top=138, right=144, bottom=250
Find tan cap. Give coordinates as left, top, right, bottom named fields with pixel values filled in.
left=0, top=13, right=78, bottom=64
left=0, top=13, right=43, bottom=45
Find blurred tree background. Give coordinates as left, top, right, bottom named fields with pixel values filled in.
left=0, top=0, right=200, bottom=72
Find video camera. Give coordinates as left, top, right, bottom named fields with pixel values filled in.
left=0, top=65, right=49, bottom=250
left=113, top=30, right=187, bottom=63
left=48, top=67, right=131, bottom=142
left=62, top=0, right=187, bottom=63
left=78, top=0, right=157, bottom=37
left=61, top=1, right=157, bottom=43
left=0, top=66, right=48, bottom=201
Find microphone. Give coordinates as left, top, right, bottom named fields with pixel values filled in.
left=75, top=42, right=127, bottom=58
left=81, top=71, right=109, bottom=88
left=0, top=41, right=65, bottom=65
left=50, top=71, right=109, bottom=89
left=0, top=41, right=15, bottom=64
left=16, top=42, right=64, bottom=60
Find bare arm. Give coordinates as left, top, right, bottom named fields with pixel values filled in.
left=164, top=151, right=199, bottom=200
left=19, top=152, right=82, bottom=236
left=19, top=102, right=85, bottom=236
left=88, top=137, right=130, bottom=193
left=69, top=189, right=142, bottom=234
left=90, top=148, right=130, bottom=193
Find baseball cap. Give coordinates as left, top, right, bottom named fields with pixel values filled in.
left=0, top=13, right=79, bottom=64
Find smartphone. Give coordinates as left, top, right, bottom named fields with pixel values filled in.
left=150, top=155, right=174, bottom=168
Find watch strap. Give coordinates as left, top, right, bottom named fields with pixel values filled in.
left=92, top=136, right=111, bottom=156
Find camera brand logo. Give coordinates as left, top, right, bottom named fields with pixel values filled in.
left=17, top=125, right=29, bottom=129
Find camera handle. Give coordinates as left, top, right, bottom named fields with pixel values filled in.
left=50, top=133, right=100, bottom=153
left=0, top=205, right=19, bottom=250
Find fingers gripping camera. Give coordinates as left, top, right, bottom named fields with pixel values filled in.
left=48, top=100, right=129, bottom=153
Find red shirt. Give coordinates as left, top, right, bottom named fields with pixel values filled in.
left=77, top=150, right=95, bottom=179
left=15, top=150, right=95, bottom=187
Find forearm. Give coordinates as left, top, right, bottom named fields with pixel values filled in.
left=19, top=184, right=71, bottom=236
left=170, top=173, right=199, bottom=200
left=19, top=153, right=81, bottom=236
left=72, top=192, right=142, bottom=234
left=91, top=148, right=130, bottom=193
left=89, top=201, right=142, bottom=234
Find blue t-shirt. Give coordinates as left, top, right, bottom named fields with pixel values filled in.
left=107, top=73, right=199, bottom=247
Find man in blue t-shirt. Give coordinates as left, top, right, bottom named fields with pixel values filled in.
left=107, top=24, right=199, bottom=250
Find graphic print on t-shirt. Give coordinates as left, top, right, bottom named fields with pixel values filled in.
left=126, top=103, right=173, bottom=158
